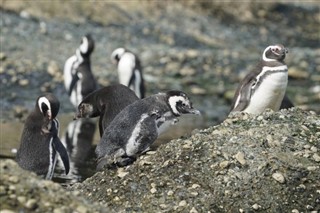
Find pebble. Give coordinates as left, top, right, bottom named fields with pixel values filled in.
left=219, top=160, right=230, bottom=169
left=18, top=79, right=29, bottom=86
left=291, top=209, right=299, bottom=213
left=0, top=52, right=6, bottom=61
left=235, top=152, right=246, bottom=165
left=117, top=168, right=129, bottom=178
left=272, top=172, right=285, bottom=183
left=25, top=199, right=37, bottom=210
left=252, top=203, right=261, bottom=210
left=190, top=207, right=199, bottom=213
left=312, top=153, right=320, bottom=162
left=179, top=200, right=187, bottom=207
left=150, top=188, right=157, bottom=194
left=0, top=210, right=16, bottom=213
left=167, top=190, right=174, bottom=196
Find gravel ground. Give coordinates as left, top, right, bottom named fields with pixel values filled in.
left=1, top=108, right=319, bottom=212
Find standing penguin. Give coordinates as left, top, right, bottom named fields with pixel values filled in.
left=74, top=84, right=139, bottom=137
left=64, top=34, right=97, bottom=107
left=111, top=47, right=145, bottom=99
left=95, top=90, right=201, bottom=170
left=230, top=44, right=290, bottom=114
left=16, top=93, right=69, bottom=179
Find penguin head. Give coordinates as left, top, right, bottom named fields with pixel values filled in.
left=111, top=48, right=126, bottom=64
left=166, top=91, right=201, bottom=116
left=263, top=44, right=288, bottom=62
left=36, top=93, right=60, bottom=120
left=79, top=34, right=95, bottom=56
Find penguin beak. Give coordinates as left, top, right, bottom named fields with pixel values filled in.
left=73, top=112, right=80, bottom=120
left=47, top=110, right=52, bottom=120
left=187, top=108, right=201, bottom=115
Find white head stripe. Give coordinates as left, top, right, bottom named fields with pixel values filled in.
left=111, top=48, right=126, bottom=61
left=79, top=37, right=89, bottom=54
left=168, top=96, right=188, bottom=115
left=262, top=45, right=280, bottom=62
left=38, top=97, right=51, bottom=113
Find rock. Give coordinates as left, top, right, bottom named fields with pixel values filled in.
left=272, top=172, right=286, bottom=184
left=0, top=52, right=6, bottom=61
left=312, top=153, right=320, bottom=162
left=234, top=152, right=246, bottom=165
left=288, top=67, right=309, bottom=79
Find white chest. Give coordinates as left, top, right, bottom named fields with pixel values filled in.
left=245, top=70, right=288, bottom=114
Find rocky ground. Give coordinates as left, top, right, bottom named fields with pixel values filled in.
left=1, top=108, right=319, bottom=212
left=0, top=1, right=319, bottom=213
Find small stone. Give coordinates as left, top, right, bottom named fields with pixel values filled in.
left=312, top=153, right=320, bottom=162
left=25, top=199, right=37, bottom=210
left=17, top=196, right=26, bottom=204
left=150, top=188, right=157, bottom=194
left=191, top=184, right=200, bottom=189
left=190, top=207, right=199, bottom=213
left=291, top=209, right=299, bottom=213
left=190, top=86, right=206, bottom=95
left=235, top=152, right=246, bottom=165
left=76, top=205, right=88, bottom=213
left=288, top=67, right=309, bottom=79
left=47, top=60, right=60, bottom=77
left=117, top=168, right=129, bottom=178
left=304, top=145, right=311, bottom=149
left=0, top=210, right=16, bottom=213
left=18, top=79, right=29, bottom=86
left=167, top=190, right=174, bottom=196
left=272, top=172, right=285, bottom=183
left=179, top=200, right=187, bottom=207
left=219, top=161, right=230, bottom=169
left=310, top=146, right=317, bottom=153
left=0, top=52, right=6, bottom=61
left=8, top=176, right=19, bottom=183
left=159, top=204, right=167, bottom=209
left=307, top=166, right=318, bottom=171
left=252, top=203, right=260, bottom=210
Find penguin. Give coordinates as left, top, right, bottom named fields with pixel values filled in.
left=16, top=93, right=69, bottom=179
left=95, top=90, right=201, bottom=170
left=111, top=47, right=145, bottom=99
left=74, top=84, right=139, bottom=137
left=230, top=44, right=289, bottom=114
left=64, top=34, right=97, bottom=108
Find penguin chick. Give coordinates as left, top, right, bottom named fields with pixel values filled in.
left=230, top=44, right=289, bottom=114
left=64, top=34, right=97, bottom=107
left=111, top=47, right=145, bottom=98
left=16, top=93, right=69, bottom=179
left=95, top=90, right=201, bottom=170
left=74, top=84, right=139, bottom=137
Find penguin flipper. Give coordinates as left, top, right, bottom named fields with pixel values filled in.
left=68, top=72, right=80, bottom=96
left=280, top=94, right=294, bottom=109
left=53, top=137, right=70, bottom=175
left=232, top=79, right=256, bottom=112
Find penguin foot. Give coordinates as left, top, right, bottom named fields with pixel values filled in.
left=115, top=156, right=136, bottom=167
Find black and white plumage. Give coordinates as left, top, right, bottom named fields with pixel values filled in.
left=64, top=34, right=97, bottom=107
left=95, top=90, right=201, bottom=170
left=74, top=84, right=139, bottom=137
left=16, top=93, right=69, bottom=179
left=111, top=48, right=145, bottom=99
left=230, top=44, right=289, bottom=114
